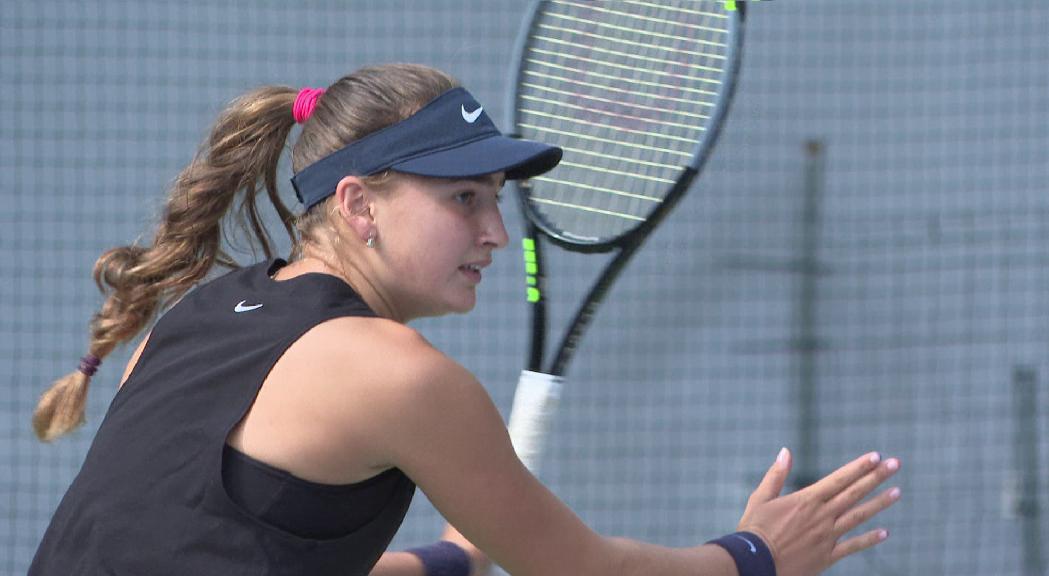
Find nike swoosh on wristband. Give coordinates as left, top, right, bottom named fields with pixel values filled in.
left=461, top=104, right=483, bottom=123
left=734, top=534, right=758, bottom=554
left=234, top=300, right=264, bottom=313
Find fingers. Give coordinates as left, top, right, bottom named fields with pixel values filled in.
left=750, top=447, right=792, bottom=504
left=831, top=528, right=890, bottom=563
left=834, top=484, right=901, bottom=536
left=829, top=459, right=902, bottom=564
left=745, top=451, right=900, bottom=574
left=825, top=457, right=900, bottom=517
left=807, top=451, right=882, bottom=502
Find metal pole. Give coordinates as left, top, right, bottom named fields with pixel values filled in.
left=794, top=139, right=826, bottom=489
left=1012, top=366, right=1044, bottom=576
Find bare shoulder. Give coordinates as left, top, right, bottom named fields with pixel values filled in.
left=301, top=315, right=472, bottom=393
left=303, top=315, right=501, bottom=450
left=263, top=316, right=491, bottom=466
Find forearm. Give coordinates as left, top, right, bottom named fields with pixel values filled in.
left=603, top=537, right=738, bottom=576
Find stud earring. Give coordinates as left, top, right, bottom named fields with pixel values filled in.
left=366, top=235, right=376, bottom=248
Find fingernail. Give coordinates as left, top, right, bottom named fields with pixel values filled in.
left=878, top=529, right=889, bottom=541
left=889, top=487, right=901, bottom=500
left=869, top=452, right=881, bottom=464
left=885, top=458, right=899, bottom=472
left=777, top=447, right=789, bottom=469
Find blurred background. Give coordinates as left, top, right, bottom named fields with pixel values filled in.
left=2, top=1, right=1047, bottom=574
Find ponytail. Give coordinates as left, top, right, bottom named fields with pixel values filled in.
left=35, top=64, right=463, bottom=441
left=33, top=85, right=300, bottom=441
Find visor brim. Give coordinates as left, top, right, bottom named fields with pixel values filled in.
left=391, top=135, right=562, bottom=181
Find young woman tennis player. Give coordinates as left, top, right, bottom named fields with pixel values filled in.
left=30, top=64, right=900, bottom=576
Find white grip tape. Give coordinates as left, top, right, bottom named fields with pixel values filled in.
left=507, top=370, right=564, bottom=473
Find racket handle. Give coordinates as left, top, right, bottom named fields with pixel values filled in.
left=506, top=370, right=563, bottom=472
left=490, top=373, right=563, bottom=576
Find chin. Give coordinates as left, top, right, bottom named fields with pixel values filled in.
left=449, top=300, right=477, bottom=315
left=418, top=298, right=477, bottom=319
left=447, top=293, right=478, bottom=315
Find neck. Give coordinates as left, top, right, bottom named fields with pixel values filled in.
left=280, top=250, right=404, bottom=323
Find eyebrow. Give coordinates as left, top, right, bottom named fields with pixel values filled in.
left=447, top=174, right=506, bottom=187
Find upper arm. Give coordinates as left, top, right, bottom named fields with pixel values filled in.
left=369, top=343, right=613, bottom=576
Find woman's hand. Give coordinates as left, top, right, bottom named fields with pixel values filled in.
left=737, top=448, right=901, bottom=576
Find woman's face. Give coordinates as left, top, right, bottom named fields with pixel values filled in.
left=368, top=172, right=509, bottom=321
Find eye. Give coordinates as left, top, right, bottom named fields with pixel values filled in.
left=455, top=191, right=476, bottom=205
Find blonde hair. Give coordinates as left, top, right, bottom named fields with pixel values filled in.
left=33, top=63, right=459, bottom=441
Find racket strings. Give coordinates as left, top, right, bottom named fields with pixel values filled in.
left=521, top=71, right=716, bottom=114
left=526, top=50, right=722, bottom=96
left=521, top=105, right=705, bottom=146
left=520, top=82, right=714, bottom=122
left=517, top=0, right=733, bottom=243
left=526, top=32, right=726, bottom=75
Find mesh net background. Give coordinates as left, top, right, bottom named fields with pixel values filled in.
left=2, top=1, right=1048, bottom=575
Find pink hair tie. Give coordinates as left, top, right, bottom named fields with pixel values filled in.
left=293, top=87, right=326, bottom=124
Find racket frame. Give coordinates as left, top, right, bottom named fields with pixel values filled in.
left=507, top=0, right=747, bottom=376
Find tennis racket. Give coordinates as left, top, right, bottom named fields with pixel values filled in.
left=505, top=0, right=747, bottom=473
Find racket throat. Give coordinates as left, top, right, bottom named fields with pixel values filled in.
left=548, top=240, right=643, bottom=376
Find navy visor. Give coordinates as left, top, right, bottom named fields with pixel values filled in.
left=291, top=87, right=562, bottom=210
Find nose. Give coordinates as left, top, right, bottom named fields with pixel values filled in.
left=481, top=205, right=510, bottom=250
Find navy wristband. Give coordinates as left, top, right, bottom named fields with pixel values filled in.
left=707, top=531, right=777, bottom=576
left=405, top=541, right=471, bottom=576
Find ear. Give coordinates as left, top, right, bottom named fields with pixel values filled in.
left=333, top=176, right=375, bottom=244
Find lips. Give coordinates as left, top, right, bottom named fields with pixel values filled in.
left=458, top=259, right=491, bottom=283
left=460, top=258, right=491, bottom=271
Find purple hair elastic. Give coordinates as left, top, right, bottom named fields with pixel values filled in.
left=78, top=354, right=101, bottom=377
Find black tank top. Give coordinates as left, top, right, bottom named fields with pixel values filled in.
left=221, top=444, right=407, bottom=540
left=30, top=260, right=416, bottom=576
